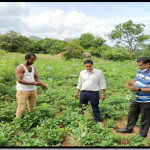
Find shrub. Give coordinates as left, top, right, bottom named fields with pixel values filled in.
left=0, top=49, right=7, bottom=57
left=101, top=48, right=133, bottom=61
left=61, top=42, right=85, bottom=60
left=88, top=45, right=111, bottom=57
left=130, top=52, right=136, bottom=60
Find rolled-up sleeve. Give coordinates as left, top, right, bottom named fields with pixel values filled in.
left=76, top=73, right=82, bottom=90
left=99, top=71, right=106, bottom=89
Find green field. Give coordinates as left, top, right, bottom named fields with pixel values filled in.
left=0, top=53, right=149, bottom=147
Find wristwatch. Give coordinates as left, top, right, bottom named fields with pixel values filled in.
left=138, top=88, right=141, bottom=92
left=102, top=94, right=105, bottom=95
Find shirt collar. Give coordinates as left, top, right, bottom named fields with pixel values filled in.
left=84, top=68, right=95, bottom=73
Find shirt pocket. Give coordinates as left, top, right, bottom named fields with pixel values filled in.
left=92, top=75, right=99, bottom=83
left=82, top=76, right=88, bottom=82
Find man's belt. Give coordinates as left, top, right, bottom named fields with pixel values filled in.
left=82, top=90, right=99, bottom=93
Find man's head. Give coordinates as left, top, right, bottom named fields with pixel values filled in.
left=84, top=59, right=93, bottom=71
left=137, top=57, right=150, bottom=72
left=25, top=53, right=36, bottom=65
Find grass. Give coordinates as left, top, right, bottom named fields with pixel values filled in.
left=0, top=52, right=148, bottom=147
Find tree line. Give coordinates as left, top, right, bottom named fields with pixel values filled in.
left=0, top=20, right=150, bottom=61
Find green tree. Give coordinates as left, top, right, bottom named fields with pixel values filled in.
left=15, top=35, right=34, bottom=53
left=93, top=36, right=106, bottom=48
left=107, top=20, right=150, bottom=52
left=28, top=40, right=44, bottom=53
left=88, top=44, right=111, bottom=57
left=6, top=30, right=20, bottom=52
left=41, top=38, right=68, bottom=54
left=80, top=33, right=95, bottom=49
left=61, top=42, right=85, bottom=60
left=0, top=32, right=17, bottom=51
left=72, top=38, right=81, bottom=45
left=0, top=30, right=34, bottom=53
left=141, top=43, right=150, bottom=58
left=50, top=40, right=68, bottom=55
left=41, top=38, right=53, bottom=53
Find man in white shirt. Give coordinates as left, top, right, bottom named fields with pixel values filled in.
left=74, top=59, right=106, bottom=126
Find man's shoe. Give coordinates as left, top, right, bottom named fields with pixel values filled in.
left=116, top=128, right=133, bottom=133
left=99, top=122, right=103, bottom=128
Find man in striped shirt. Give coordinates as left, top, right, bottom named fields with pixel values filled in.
left=116, top=57, right=150, bottom=138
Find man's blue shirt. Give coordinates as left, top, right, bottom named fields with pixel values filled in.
left=134, top=69, right=150, bottom=102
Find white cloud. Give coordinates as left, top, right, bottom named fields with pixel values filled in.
left=1, top=3, right=150, bottom=47
left=0, top=2, right=6, bottom=6
left=0, top=2, right=29, bottom=16
left=21, top=9, right=150, bottom=46
left=0, top=2, right=30, bottom=34
left=20, top=2, right=26, bottom=9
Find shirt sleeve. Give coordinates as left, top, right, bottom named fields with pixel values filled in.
left=99, top=71, right=106, bottom=89
left=76, top=72, right=82, bottom=90
left=135, top=70, right=140, bottom=79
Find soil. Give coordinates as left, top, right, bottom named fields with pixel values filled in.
left=60, top=111, right=150, bottom=147
left=8, top=102, right=150, bottom=147
left=113, top=116, right=150, bottom=139
left=6, top=96, right=10, bottom=99
left=14, top=102, right=147, bottom=147
left=61, top=135, right=81, bottom=147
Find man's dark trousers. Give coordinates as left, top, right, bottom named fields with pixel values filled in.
left=80, top=90, right=101, bottom=122
left=126, top=100, right=150, bottom=137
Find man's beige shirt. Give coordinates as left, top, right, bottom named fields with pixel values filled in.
left=76, top=68, right=106, bottom=91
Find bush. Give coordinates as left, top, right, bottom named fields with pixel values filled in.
left=0, top=49, right=7, bottom=57
left=101, top=48, right=133, bottom=61
left=16, top=47, right=26, bottom=53
left=88, top=45, right=111, bottom=57
left=61, top=42, right=85, bottom=60
left=130, top=52, right=136, bottom=60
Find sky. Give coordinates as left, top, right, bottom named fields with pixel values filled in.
left=0, top=2, right=150, bottom=46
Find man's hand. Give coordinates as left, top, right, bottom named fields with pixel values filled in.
left=124, top=80, right=135, bottom=87
left=40, top=83, right=46, bottom=88
left=34, top=82, right=42, bottom=86
left=100, top=95, right=106, bottom=101
left=74, top=93, right=78, bottom=99
left=125, top=85, right=138, bottom=91
left=124, top=83, right=134, bottom=87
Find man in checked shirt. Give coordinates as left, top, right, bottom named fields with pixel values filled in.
left=74, top=59, right=106, bottom=127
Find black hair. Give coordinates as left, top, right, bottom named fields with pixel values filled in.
left=84, top=59, right=93, bottom=64
left=25, top=53, right=36, bottom=60
left=137, top=57, right=150, bottom=64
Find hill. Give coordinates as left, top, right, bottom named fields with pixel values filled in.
left=29, top=35, right=44, bottom=41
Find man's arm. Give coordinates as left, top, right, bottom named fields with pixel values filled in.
left=33, top=66, right=42, bottom=86
left=74, top=89, right=80, bottom=99
left=131, top=79, right=137, bottom=84
left=33, top=66, right=41, bottom=82
left=15, top=65, right=36, bottom=85
left=127, top=86, right=150, bottom=92
left=99, top=71, right=106, bottom=101
left=74, top=73, right=82, bottom=99
left=99, top=71, right=106, bottom=90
